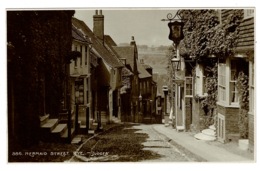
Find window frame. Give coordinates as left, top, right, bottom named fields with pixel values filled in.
left=249, top=61, right=254, bottom=114
left=185, top=77, right=193, bottom=97
left=218, top=63, right=226, bottom=103
left=244, top=9, right=254, bottom=19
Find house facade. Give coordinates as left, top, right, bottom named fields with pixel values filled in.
left=70, top=24, right=96, bottom=133
left=178, top=9, right=254, bottom=150
left=172, top=56, right=195, bottom=131
left=171, top=9, right=254, bottom=151
left=7, top=11, right=75, bottom=147
left=72, top=10, right=124, bottom=129
left=113, top=37, right=156, bottom=123
left=216, top=9, right=254, bottom=149
left=140, top=59, right=158, bottom=123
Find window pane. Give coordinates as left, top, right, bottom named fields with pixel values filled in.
left=230, top=82, right=238, bottom=103
left=185, top=77, right=193, bottom=96
left=85, top=50, right=87, bottom=65
left=219, top=86, right=226, bottom=101
left=219, top=63, right=226, bottom=87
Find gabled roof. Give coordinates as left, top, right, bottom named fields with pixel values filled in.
left=112, top=46, right=135, bottom=70
left=104, top=35, right=117, bottom=46
left=122, top=67, right=133, bottom=77
left=142, top=64, right=153, bottom=70
left=113, top=46, right=151, bottom=79
left=72, top=24, right=91, bottom=44
left=137, top=63, right=152, bottom=79
left=72, top=17, right=124, bottom=68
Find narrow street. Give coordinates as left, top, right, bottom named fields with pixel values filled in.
left=134, top=124, right=205, bottom=162
left=68, top=123, right=205, bottom=162
left=6, top=9, right=255, bottom=165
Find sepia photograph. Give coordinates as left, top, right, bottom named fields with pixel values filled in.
left=3, top=1, right=258, bottom=168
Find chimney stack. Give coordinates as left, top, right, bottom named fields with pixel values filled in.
left=130, top=36, right=136, bottom=46
left=93, top=10, right=104, bottom=42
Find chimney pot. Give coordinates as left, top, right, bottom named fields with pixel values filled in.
left=130, top=36, right=136, bottom=46
left=93, top=10, right=104, bottom=42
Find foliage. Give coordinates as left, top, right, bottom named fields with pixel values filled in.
left=66, top=51, right=82, bottom=63
left=179, top=10, right=243, bottom=60
left=236, top=71, right=249, bottom=139
left=200, top=63, right=218, bottom=127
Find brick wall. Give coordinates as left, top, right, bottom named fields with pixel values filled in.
left=217, top=104, right=239, bottom=142
left=225, top=107, right=239, bottom=134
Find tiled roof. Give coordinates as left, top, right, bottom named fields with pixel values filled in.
left=72, top=24, right=90, bottom=43
left=104, top=35, right=117, bottom=46
left=121, top=64, right=132, bottom=89
left=112, top=46, right=135, bottom=70
left=113, top=46, right=151, bottom=79
left=122, top=67, right=133, bottom=77
left=72, top=17, right=124, bottom=68
left=137, top=63, right=151, bottom=79
left=142, top=64, right=153, bottom=70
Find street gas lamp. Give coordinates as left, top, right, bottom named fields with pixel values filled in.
left=162, top=10, right=186, bottom=84
left=171, top=54, right=181, bottom=71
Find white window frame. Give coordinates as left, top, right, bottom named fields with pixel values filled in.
left=230, top=60, right=239, bottom=105
left=85, top=46, right=88, bottom=66
left=195, top=64, right=203, bottom=96
left=244, top=9, right=254, bottom=19
left=80, top=45, right=83, bottom=66
left=218, top=63, right=226, bottom=103
left=185, top=77, right=193, bottom=97
left=74, top=45, right=78, bottom=68
left=249, top=61, right=254, bottom=114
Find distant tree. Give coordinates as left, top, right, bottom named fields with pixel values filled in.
left=119, top=43, right=130, bottom=46
left=138, top=45, right=148, bottom=50
left=157, top=45, right=170, bottom=51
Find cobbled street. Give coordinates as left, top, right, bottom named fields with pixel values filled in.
left=133, top=124, right=205, bottom=162
left=68, top=123, right=205, bottom=162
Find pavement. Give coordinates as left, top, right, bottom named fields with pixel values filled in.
left=152, top=124, right=255, bottom=162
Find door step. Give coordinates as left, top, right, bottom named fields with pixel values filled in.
left=51, top=124, right=67, bottom=136
left=40, top=114, right=50, bottom=126
left=176, top=126, right=185, bottom=132
left=194, top=133, right=216, bottom=141
left=41, top=119, right=59, bottom=131
left=202, top=129, right=216, bottom=137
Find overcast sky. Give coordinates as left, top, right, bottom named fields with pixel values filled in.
left=74, top=9, right=177, bottom=47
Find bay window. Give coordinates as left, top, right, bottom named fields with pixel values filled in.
left=218, top=58, right=246, bottom=106
left=230, top=61, right=238, bottom=104
left=218, top=63, right=226, bottom=102
left=249, top=61, right=254, bottom=114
